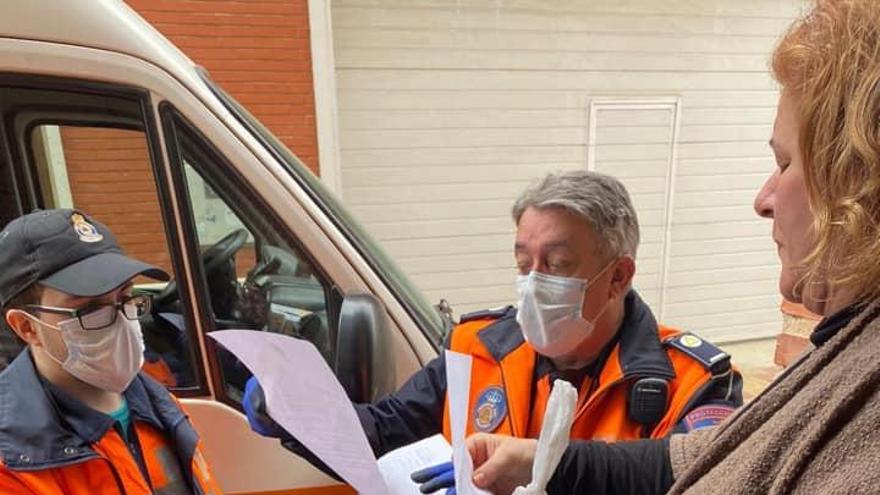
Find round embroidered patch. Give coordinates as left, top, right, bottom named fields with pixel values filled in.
left=473, top=386, right=507, bottom=432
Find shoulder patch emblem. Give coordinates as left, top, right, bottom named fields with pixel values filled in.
left=473, top=386, right=507, bottom=433
left=681, top=404, right=736, bottom=431
left=666, top=332, right=730, bottom=375
left=71, top=213, right=103, bottom=243
left=680, top=334, right=703, bottom=348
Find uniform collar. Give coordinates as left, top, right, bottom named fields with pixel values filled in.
left=615, top=291, right=676, bottom=379
left=475, top=306, right=521, bottom=362
left=0, top=350, right=193, bottom=472
left=0, top=351, right=93, bottom=470
left=476, top=290, right=675, bottom=380
left=40, top=370, right=166, bottom=445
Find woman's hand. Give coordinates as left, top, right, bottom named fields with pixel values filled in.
left=467, top=433, right=537, bottom=494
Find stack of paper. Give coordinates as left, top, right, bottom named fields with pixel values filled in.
left=378, top=434, right=452, bottom=495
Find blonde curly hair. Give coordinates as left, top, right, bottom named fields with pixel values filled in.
left=772, top=0, right=880, bottom=301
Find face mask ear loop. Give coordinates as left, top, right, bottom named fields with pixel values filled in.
left=19, top=312, right=68, bottom=367
left=586, top=297, right=614, bottom=326
left=587, top=257, right=619, bottom=287
left=579, top=257, right=619, bottom=319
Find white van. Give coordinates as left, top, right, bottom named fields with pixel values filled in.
left=0, top=1, right=450, bottom=493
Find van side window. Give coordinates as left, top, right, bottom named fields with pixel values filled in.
left=165, top=112, right=335, bottom=406
left=24, top=123, right=200, bottom=388
left=0, top=78, right=208, bottom=390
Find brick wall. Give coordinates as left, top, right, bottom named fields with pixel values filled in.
left=59, top=1, right=318, bottom=273
left=775, top=300, right=821, bottom=367
left=126, top=0, right=319, bottom=172
left=60, top=125, right=258, bottom=277
left=61, top=127, right=173, bottom=273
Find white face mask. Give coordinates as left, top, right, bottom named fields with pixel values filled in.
left=28, top=307, right=144, bottom=393
left=516, top=262, right=615, bottom=358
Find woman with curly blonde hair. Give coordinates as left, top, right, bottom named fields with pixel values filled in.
left=457, top=0, right=880, bottom=493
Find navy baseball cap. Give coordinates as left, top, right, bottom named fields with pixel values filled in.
left=0, top=209, right=169, bottom=308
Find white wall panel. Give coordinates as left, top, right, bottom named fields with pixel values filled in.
left=333, top=0, right=804, bottom=340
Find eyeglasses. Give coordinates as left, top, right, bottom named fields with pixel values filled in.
left=25, top=294, right=152, bottom=330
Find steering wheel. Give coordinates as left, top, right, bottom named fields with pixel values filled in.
left=153, top=228, right=249, bottom=310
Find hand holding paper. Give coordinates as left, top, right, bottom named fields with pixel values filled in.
left=211, top=330, right=555, bottom=495
left=210, top=330, right=388, bottom=494
left=378, top=435, right=452, bottom=495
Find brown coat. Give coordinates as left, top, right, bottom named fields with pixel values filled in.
left=667, top=300, right=880, bottom=494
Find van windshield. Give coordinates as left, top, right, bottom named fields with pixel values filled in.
left=199, top=71, right=447, bottom=349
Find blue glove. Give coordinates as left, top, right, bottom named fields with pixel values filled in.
left=243, top=376, right=283, bottom=438
left=411, top=460, right=456, bottom=494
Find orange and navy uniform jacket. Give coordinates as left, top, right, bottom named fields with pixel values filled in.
left=0, top=351, right=221, bottom=495
left=440, top=291, right=743, bottom=441
left=276, top=290, right=743, bottom=469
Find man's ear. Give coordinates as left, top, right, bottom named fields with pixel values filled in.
left=609, top=255, right=636, bottom=298
left=5, top=310, right=40, bottom=345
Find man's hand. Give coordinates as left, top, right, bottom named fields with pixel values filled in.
left=468, top=433, right=537, bottom=495
left=243, top=376, right=283, bottom=438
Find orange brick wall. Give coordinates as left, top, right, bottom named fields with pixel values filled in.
left=61, top=127, right=173, bottom=274
left=775, top=299, right=821, bottom=367
left=127, top=0, right=320, bottom=172
left=60, top=125, right=259, bottom=278
left=59, top=1, right=318, bottom=276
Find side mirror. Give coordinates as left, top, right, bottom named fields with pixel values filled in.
left=334, top=293, right=395, bottom=403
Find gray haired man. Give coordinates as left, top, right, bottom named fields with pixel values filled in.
left=245, top=171, right=742, bottom=491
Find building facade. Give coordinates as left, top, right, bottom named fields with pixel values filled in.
left=62, top=0, right=808, bottom=350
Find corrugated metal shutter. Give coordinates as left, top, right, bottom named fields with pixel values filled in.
left=333, top=0, right=803, bottom=342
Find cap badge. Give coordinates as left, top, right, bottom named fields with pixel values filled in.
left=71, top=213, right=103, bottom=243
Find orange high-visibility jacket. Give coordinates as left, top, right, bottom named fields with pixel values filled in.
left=0, top=351, right=221, bottom=495
left=142, top=351, right=177, bottom=388
left=442, top=291, right=742, bottom=441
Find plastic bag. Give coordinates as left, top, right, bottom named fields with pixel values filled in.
left=512, top=380, right=577, bottom=495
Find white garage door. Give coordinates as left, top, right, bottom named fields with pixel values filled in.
left=332, top=0, right=803, bottom=342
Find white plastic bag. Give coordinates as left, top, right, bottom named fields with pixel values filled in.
left=512, top=380, right=577, bottom=495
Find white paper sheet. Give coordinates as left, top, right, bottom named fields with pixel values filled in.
left=445, top=350, right=492, bottom=495
left=377, top=434, right=452, bottom=495
left=210, top=330, right=388, bottom=494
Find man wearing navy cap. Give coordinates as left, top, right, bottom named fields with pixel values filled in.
left=0, top=209, right=221, bottom=494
